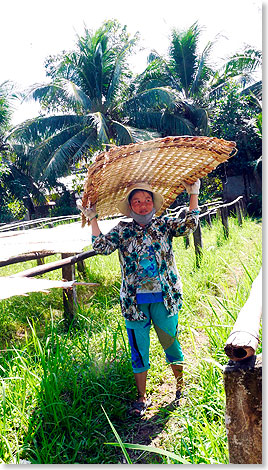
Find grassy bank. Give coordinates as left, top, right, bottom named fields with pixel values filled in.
left=0, top=216, right=262, bottom=464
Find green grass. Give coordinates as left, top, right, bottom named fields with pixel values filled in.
left=0, top=216, right=262, bottom=464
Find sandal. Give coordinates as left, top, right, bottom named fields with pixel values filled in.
left=129, top=397, right=152, bottom=417
left=174, top=389, right=183, bottom=406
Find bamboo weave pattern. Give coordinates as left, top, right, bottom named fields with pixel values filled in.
left=82, top=136, right=237, bottom=222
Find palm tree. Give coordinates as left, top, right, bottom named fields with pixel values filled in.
left=10, top=21, right=164, bottom=185
left=124, top=22, right=214, bottom=137
left=0, top=82, right=44, bottom=221
left=126, top=23, right=262, bottom=138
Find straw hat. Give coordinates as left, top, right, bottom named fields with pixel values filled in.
left=81, top=136, right=237, bottom=224
left=117, top=182, right=164, bottom=217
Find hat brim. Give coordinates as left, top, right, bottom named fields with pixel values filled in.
left=117, top=183, right=164, bottom=217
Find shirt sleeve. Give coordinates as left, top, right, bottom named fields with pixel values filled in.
left=165, top=208, right=200, bottom=237
left=92, top=224, right=120, bottom=255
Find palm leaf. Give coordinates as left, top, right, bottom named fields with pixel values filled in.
left=123, top=87, right=178, bottom=114
left=91, top=111, right=110, bottom=143
left=240, top=80, right=262, bottom=100
left=160, top=111, right=196, bottom=135
left=93, top=42, right=103, bottom=103
left=34, top=127, right=97, bottom=181
left=10, top=115, right=83, bottom=143
left=122, top=125, right=161, bottom=141
left=190, top=41, right=214, bottom=96
left=106, top=38, right=136, bottom=106
left=225, top=49, right=262, bottom=76
left=169, top=22, right=200, bottom=96
left=109, top=120, right=133, bottom=144
left=128, top=110, right=164, bottom=131
left=60, top=80, right=92, bottom=110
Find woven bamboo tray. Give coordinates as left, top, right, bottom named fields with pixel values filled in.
left=81, top=136, right=237, bottom=222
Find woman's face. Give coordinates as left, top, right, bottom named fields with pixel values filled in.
left=130, top=190, right=154, bottom=215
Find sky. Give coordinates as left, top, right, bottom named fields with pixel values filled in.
left=1, top=0, right=262, bottom=124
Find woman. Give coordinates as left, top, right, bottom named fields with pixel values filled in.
left=78, top=180, right=200, bottom=416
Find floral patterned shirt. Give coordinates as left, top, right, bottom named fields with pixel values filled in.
left=92, top=210, right=199, bottom=321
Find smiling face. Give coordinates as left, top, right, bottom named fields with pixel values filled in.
left=129, top=190, right=154, bottom=215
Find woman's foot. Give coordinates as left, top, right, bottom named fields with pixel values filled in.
left=129, top=396, right=152, bottom=417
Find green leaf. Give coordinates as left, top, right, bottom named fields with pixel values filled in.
left=101, top=406, right=132, bottom=464
left=106, top=442, right=190, bottom=464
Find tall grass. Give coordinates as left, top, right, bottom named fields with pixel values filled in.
left=0, top=216, right=262, bottom=464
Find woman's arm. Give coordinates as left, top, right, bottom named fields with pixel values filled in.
left=189, top=193, right=199, bottom=211
left=165, top=180, right=200, bottom=238
left=91, top=216, right=101, bottom=237
left=182, top=180, right=200, bottom=212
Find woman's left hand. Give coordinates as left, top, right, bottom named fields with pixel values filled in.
left=181, top=179, right=200, bottom=195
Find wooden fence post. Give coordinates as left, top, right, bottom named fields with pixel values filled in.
left=224, top=269, right=262, bottom=464
left=235, top=200, right=243, bottom=226
left=184, top=235, right=190, bottom=249
left=193, top=221, right=203, bottom=267
left=61, top=253, right=77, bottom=324
left=224, top=355, right=262, bottom=464
left=205, top=212, right=212, bottom=228
left=240, top=197, right=247, bottom=216
left=77, top=259, right=86, bottom=275
left=219, top=206, right=229, bottom=238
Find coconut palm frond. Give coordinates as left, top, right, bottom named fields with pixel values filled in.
left=169, top=22, right=201, bottom=96
left=61, top=80, right=92, bottom=110
left=160, top=111, right=196, bottom=136
left=123, top=126, right=161, bottom=142
left=109, top=120, right=134, bottom=145
left=90, top=111, right=110, bottom=144
left=225, top=49, right=262, bottom=76
left=106, top=38, right=136, bottom=106
left=124, top=87, right=178, bottom=114
left=10, top=114, right=82, bottom=143
left=25, top=80, right=92, bottom=113
left=240, top=80, right=262, bottom=101
left=43, top=129, right=97, bottom=180
left=190, top=41, right=214, bottom=96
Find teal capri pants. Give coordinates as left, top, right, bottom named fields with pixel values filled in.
left=125, top=302, right=184, bottom=373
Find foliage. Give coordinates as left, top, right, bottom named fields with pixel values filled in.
left=209, top=81, right=262, bottom=176
left=209, top=48, right=262, bottom=100
left=0, top=82, right=46, bottom=221
left=126, top=22, right=214, bottom=136
left=49, top=188, right=78, bottom=217
left=246, top=193, right=262, bottom=217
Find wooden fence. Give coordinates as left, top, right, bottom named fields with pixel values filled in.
left=168, top=195, right=245, bottom=267
left=1, top=195, right=247, bottom=318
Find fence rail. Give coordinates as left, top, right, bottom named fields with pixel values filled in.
left=0, top=214, right=80, bottom=232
